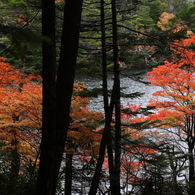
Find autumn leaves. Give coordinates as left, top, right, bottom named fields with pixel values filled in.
left=1, top=32, right=195, bottom=193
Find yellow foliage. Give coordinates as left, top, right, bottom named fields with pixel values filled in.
left=157, top=12, right=193, bottom=35
left=157, top=12, right=175, bottom=31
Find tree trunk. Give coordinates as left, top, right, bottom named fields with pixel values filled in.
left=89, top=0, right=121, bottom=194
left=65, top=141, right=73, bottom=195
left=111, top=0, right=121, bottom=193
left=88, top=0, right=115, bottom=193
left=188, top=144, right=195, bottom=195
left=36, top=0, right=83, bottom=194
left=55, top=0, right=83, bottom=193
left=8, top=129, right=21, bottom=194
left=35, top=0, right=56, bottom=194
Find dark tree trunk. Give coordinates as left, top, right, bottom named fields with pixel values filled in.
left=111, top=0, right=121, bottom=193
left=100, top=2, right=115, bottom=192
left=36, top=0, right=83, bottom=194
left=54, top=0, right=83, bottom=193
left=89, top=105, right=115, bottom=195
left=65, top=142, right=73, bottom=195
left=89, top=0, right=121, bottom=194
left=188, top=143, right=195, bottom=195
left=100, top=0, right=116, bottom=188
left=186, top=115, right=195, bottom=195
left=8, top=129, right=21, bottom=194
left=36, top=0, right=56, bottom=194
left=88, top=1, right=115, bottom=193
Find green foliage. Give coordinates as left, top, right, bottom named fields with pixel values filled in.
left=139, top=144, right=187, bottom=195
left=0, top=24, right=47, bottom=74
left=8, top=0, right=27, bottom=6
left=0, top=0, right=43, bottom=73
left=78, top=65, right=102, bottom=77
left=171, top=5, right=195, bottom=31
left=75, top=87, right=104, bottom=98
left=0, top=0, right=193, bottom=74
left=120, top=91, right=145, bottom=99
left=0, top=24, right=44, bottom=49
left=149, top=0, right=168, bottom=23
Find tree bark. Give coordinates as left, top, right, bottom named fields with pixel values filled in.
left=65, top=141, right=73, bottom=195
left=89, top=0, right=121, bottom=194
left=88, top=0, right=114, bottom=193
left=36, top=0, right=83, bottom=194
left=111, top=0, right=121, bottom=193
left=186, top=115, right=195, bottom=195
left=8, top=129, right=21, bottom=194
left=36, top=0, right=56, bottom=194
left=188, top=143, right=195, bottom=195
left=55, top=0, right=83, bottom=193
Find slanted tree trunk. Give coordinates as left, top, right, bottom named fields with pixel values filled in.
left=88, top=0, right=115, bottom=194
left=89, top=93, right=115, bottom=195
left=89, top=0, right=121, bottom=194
left=100, top=0, right=115, bottom=192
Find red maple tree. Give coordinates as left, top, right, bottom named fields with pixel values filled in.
left=146, top=34, right=195, bottom=191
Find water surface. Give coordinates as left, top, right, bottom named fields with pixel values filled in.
left=75, top=70, right=160, bottom=112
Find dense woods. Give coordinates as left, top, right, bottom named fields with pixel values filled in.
left=1, top=0, right=195, bottom=194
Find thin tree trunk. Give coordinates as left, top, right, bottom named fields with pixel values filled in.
left=65, top=141, right=73, bottom=195
left=107, top=134, right=114, bottom=192
left=89, top=0, right=121, bottom=193
left=188, top=147, right=195, bottom=195
left=8, top=128, right=20, bottom=194
left=89, top=106, right=115, bottom=195
left=187, top=115, right=195, bottom=195
left=89, top=65, right=121, bottom=195
left=100, top=0, right=115, bottom=192
left=111, top=0, right=121, bottom=193
left=100, top=1, right=115, bottom=192
left=88, top=0, right=115, bottom=193
left=167, top=147, right=177, bottom=186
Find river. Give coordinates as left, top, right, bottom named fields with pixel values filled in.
left=75, top=69, right=160, bottom=112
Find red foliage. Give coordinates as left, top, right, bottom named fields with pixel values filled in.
left=147, top=34, right=195, bottom=134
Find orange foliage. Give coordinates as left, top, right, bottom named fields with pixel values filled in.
left=0, top=58, right=103, bottom=170
left=16, top=14, right=31, bottom=25
left=0, top=58, right=42, bottom=166
left=67, top=87, right=103, bottom=157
